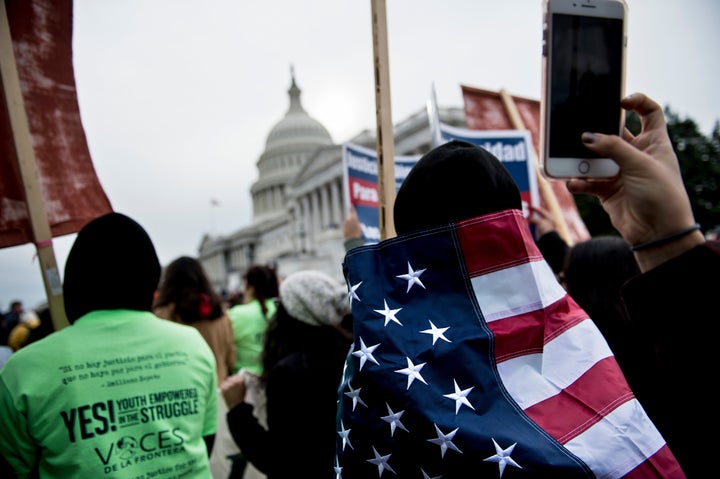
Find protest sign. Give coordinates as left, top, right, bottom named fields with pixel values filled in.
left=343, top=127, right=539, bottom=245
left=342, top=143, right=420, bottom=244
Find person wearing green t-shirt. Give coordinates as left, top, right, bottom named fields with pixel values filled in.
left=0, top=213, right=217, bottom=479
left=223, top=265, right=279, bottom=477
left=228, top=265, right=279, bottom=375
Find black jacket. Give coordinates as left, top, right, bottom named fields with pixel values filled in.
left=621, top=240, right=720, bottom=478
left=227, top=322, right=350, bottom=479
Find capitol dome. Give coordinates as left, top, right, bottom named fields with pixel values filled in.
left=263, top=71, right=333, bottom=155
left=251, top=68, right=334, bottom=222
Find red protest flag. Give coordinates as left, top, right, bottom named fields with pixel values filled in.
left=0, top=0, right=111, bottom=248
left=0, top=0, right=112, bottom=328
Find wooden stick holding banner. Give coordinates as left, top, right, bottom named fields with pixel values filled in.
left=499, top=89, right=572, bottom=245
left=370, top=0, right=396, bottom=240
left=0, top=1, right=69, bottom=329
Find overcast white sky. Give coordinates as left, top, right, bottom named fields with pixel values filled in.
left=2, top=0, right=719, bottom=311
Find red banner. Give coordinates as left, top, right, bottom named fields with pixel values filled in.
left=0, top=0, right=112, bottom=249
left=461, top=84, right=590, bottom=244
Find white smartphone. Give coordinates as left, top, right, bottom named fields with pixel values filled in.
left=540, top=0, right=627, bottom=179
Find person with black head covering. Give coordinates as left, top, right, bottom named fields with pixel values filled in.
left=335, top=140, right=683, bottom=477
left=0, top=212, right=218, bottom=479
left=393, top=140, right=522, bottom=235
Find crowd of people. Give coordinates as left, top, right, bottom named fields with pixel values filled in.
left=0, top=92, right=715, bottom=478
left=0, top=301, right=56, bottom=370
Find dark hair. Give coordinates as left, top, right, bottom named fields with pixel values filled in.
left=563, top=236, right=640, bottom=321
left=563, top=236, right=656, bottom=397
left=154, top=256, right=224, bottom=323
left=244, top=265, right=279, bottom=319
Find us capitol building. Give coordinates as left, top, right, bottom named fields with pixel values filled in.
left=197, top=71, right=465, bottom=294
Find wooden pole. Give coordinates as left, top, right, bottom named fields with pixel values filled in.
left=370, top=0, right=396, bottom=240
left=499, top=89, right=573, bottom=245
left=0, top=1, right=69, bottom=329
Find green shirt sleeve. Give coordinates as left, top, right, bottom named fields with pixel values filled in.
left=0, top=375, right=36, bottom=477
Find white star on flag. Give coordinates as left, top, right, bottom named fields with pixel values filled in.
left=427, top=424, right=463, bottom=458
left=421, top=469, right=441, bottom=479
left=394, top=357, right=428, bottom=389
left=337, top=420, right=353, bottom=451
left=483, top=438, right=522, bottom=477
left=420, top=320, right=451, bottom=345
left=373, top=299, right=403, bottom=326
left=348, top=281, right=362, bottom=304
left=380, top=403, right=409, bottom=437
left=334, top=457, right=343, bottom=479
left=444, top=379, right=475, bottom=414
left=367, top=446, right=396, bottom=477
left=352, top=337, right=380, bottom=371
left=396, top=262, right=427, bottom=292
left=344, top=383, right=368, bottom=411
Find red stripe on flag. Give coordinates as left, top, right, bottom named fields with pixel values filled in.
left=523, top=356, right=634, bottom=443
left=457, top=210, right=542, bottom=276
left=488, top=297, right=587, bottom=361
left=487, top=308, right=544, bottom=360
left=623, top=445, right=687, bottom=479
left=542, top=296, right=589, bottom=343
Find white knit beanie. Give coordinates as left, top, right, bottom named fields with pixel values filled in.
left=279, top=270, right=350, bottom=327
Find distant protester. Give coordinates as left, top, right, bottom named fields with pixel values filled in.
left=222, top=264, right=280, bottom=476
left=6, top=308, right=40, bottom=352
left=228, top=265, right=280, bottom=375
left=1, top=301, right=23, bottom=346
left=154, top=255, right=236, bottom=383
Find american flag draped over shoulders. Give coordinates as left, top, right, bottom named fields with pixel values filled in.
left=335, top=209, right=684, bottom=478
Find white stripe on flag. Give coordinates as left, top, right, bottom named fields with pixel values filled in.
left=497, top=319, right=614, bottom=409
left=472, top=259, right=566, bottom=322
left=565, top=399, right=667, bottom=479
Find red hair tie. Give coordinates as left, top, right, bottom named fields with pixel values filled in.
left=199, top=293, right=211, bottom=319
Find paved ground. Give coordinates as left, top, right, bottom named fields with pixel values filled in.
left=211, top=378, right=268, bottom=479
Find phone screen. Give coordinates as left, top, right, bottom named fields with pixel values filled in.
left=548, top=13, right=623, bottom=158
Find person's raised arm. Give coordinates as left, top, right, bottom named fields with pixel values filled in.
left=343, top=205, right=365, bottom=252
left=566, top=93, right=705, bottom=272
left=528, top=204, right=569, bottom=276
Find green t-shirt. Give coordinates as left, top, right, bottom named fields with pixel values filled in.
left=228, top=299, right=276, bottom=375
left=0, top=310, right=217, bottom=479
